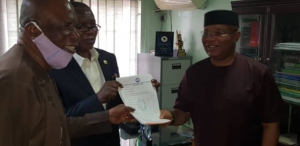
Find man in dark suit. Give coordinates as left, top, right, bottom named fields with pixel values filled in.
left=50, top=2, right=160, bottom=146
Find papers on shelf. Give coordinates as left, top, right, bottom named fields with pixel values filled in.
left=116, top=74, right=171, bottom=125
left=279, top=133, right=298, bottom=145
left=276, top=42, right=300, bottom=46
left=282, top=95, right=300, bottom=104
left=274, top=42, right=300, bottom=51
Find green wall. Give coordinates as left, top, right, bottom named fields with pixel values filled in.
left=141, top=0, right=234, bottom=63
left=140, top=0, right=162, bottom=53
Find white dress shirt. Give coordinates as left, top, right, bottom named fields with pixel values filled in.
left=73, top=48, right=107, bottom=109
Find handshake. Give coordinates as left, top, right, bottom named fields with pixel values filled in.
left=108, top=104, right=135, bottom=124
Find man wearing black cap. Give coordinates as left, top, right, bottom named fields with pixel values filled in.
left=160, top=10, right=283, bottom=146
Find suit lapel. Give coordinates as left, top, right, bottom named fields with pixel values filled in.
left=97, top=50, right=122, bottom=109
left=66, top=58, right=95, bottom=94
left=98, top=54, right=112, bottom=81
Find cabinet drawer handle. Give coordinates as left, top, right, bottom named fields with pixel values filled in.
left=171, top=87, right=178, bottom=94
left=172, top=63, right=181, bottom=69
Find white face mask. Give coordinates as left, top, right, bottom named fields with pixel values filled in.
left=28, top=22, right=74, bottom=69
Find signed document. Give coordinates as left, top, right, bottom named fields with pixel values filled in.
left=116, top=74, right=170, bottom=125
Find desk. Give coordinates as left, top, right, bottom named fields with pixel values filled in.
left=120, top=126, right=193, bottom=146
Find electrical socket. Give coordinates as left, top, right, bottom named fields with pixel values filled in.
left=160, top=15, right=165, bottom=21
left=160, top=14, right=167, bottom=22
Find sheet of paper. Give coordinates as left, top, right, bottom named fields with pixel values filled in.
left=116, top=74, right=170, bottom=125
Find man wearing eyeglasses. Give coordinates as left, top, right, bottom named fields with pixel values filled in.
left=0, top=0, right=137, bottom=145
left=49, top=2, right=160, bottom=146
left=160, top=10, right=283, bottom=146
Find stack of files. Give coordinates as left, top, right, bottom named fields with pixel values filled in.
left=274, top=46, right=300, bottom=103
left=274, top=71, right=300, bottom=98
left=274, top=42, right=300, bottom=51
left=278, top=133, right=298, bottom=146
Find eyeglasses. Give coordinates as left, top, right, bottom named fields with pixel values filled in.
left=76, top=24, right=101, bottom=32
left=201, top=31, right=233, bottom=38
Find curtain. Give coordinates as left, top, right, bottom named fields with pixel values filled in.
left=74, top=0, right=141, bottom=77
left=0, top=0, right=22, bottom=55
left=0, top=0, right=141, bottom=77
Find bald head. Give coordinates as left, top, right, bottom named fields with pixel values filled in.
left=71, top=2, right=90, bottom=10
left=20, top=0, right=44, bottom=27
left=20, top=0, right=79, bottom=52
left=70, top=2, right=95, bottom=28
left=20, top=0, right=74, bottom=27
left=71, top=2, right=93, bottom=17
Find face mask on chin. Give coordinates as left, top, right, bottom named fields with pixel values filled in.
left=26, top=22, right=74, bottom=69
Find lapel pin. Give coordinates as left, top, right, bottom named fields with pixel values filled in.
left=103, top=60, right=108, bottom=64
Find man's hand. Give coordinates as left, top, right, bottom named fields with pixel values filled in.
left=261, top=122, right=279, bottom=146
left=97, top=81, right=123, bottom=103
left=160, top=109, right=190, bottom=126
left=108, top=104, right=135, bottom=124
left=151, top=79, right=161, bottom=92
left=159, top=110, right=173, bottom=127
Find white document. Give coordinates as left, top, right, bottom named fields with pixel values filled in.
left=116, top=74, right=170, bottom=125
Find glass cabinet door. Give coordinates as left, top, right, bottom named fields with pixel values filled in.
left=270, top=13, right=300, bottom=142
left=237, top=15, right=263, bottom=61
left=270, top=13, right=300, bottom=104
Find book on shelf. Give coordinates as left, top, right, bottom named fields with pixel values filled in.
left=284, top=54, right=300, bottom=63
left=250, top=21, right=259, bottom=48
left=274, top=42, right=300, bottom=51
left=284, top=63, right=300, bottom=69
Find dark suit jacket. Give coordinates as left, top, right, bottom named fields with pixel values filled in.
left=49, top=48, right=123, bottom=146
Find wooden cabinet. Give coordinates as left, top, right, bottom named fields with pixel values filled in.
left=231, top=0, right=300, bottom=66
left=232, top=0, right=300, bottom=144
left=232, top=0, right=300, bottom=14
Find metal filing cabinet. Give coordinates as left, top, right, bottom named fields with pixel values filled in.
left=137, top=53, right=192, bottom=111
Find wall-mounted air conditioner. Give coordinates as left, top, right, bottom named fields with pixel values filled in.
left=154, top=0, right=208, bottom=10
